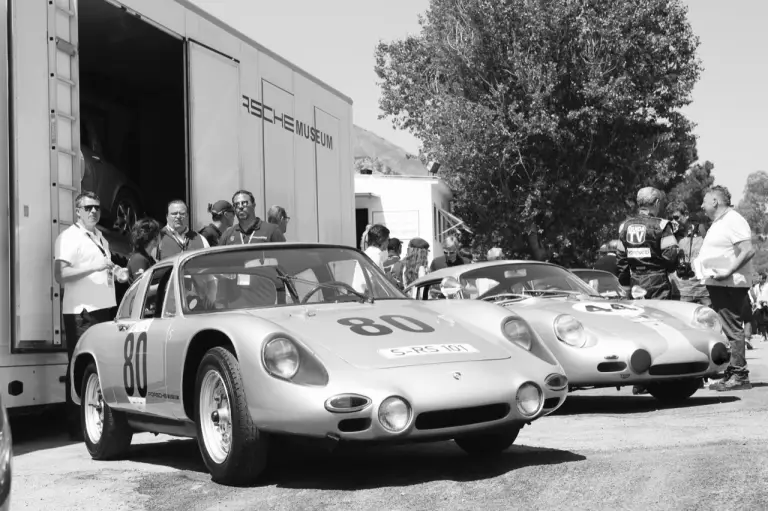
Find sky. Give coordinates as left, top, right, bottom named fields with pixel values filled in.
left=191, top=0, right=767, bottom=203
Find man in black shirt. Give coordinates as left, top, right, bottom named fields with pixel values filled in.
left=429, top=235, right=467, bottom=272
left=594, top=240, right=621, bottom=277
left=220, top=190, right=286, bottom=245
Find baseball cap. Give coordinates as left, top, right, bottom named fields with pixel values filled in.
left=408, top=237, right=430, bottom=249
left=208, top=200, right=233, bottom=214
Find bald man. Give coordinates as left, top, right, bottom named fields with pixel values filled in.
left=617, top=186, right=680, bottom=300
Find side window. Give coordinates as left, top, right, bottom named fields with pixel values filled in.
left=162, top=274, right=178, bottom=318
left=142, top=266, right=173, bottom=319
left=117, top=280, right=142, bottom=320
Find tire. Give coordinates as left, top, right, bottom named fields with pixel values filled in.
left=111, top=188, right=141, bottom=236
left=194, top=347, right=268, bottom=485
left=81, top=363, right=133, bottom=460
left=455, top=427, right=520, bottom=456
left=646, top=378, right=701, bottom=404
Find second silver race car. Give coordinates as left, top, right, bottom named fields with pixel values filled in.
left=70, top=244, right=568, bottom=485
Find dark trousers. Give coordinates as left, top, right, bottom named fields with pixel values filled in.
left=63, top=308, right=113, bottom=431
left=706, top=286, right=749, bottom=381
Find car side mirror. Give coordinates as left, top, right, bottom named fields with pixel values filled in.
left=440, top=276, right=463, bottom=299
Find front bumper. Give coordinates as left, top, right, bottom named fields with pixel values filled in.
left=246, top=359, right=568, bottom=442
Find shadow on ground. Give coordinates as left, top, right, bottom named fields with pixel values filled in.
left=10, top=405, right=82, bottom=456
left=127, top=437, right=585, bottom=490
left=552, top=394, right=740, bottom=416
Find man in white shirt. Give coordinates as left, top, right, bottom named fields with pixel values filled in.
left=55, top=191, right=129, bottom=438
left=364, top=224, right=390, bottom=270
left=696, top=186, right=755, bottom=391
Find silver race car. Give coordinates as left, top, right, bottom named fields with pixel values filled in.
left=70, top=244, right=568, bottom=485
left=406, top=260, right=730, bottom=404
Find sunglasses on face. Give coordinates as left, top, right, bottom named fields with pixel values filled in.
left=80, top=204, right=101, bottom=212
left=234, top=201, right=253, bottom=209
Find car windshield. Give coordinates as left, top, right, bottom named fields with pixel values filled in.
left=179, top=246, right=406, bottom=314
left=572, top=270, right=627, bottom=298
left=450, top=263, right=601, bottom=300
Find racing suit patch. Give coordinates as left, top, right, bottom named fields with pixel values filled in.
left=627, top=247, right=652, bottom=258
left=626, top=224, right=647, bottom=244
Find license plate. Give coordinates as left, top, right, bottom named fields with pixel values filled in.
left=378, top=343, right=479, bottom=359
left=628, top=247, right=652, bottom=258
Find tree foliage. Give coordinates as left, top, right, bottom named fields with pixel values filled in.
left=354, top=156, right=399, bottom=175
left=666, top=160, right=715, bottom=224
left=375, top=0, right=702, bottom=265
left=737, top=170, right=768, bottom=274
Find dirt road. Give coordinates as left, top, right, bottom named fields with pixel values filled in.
left=11, top=343, right=768, bottom=511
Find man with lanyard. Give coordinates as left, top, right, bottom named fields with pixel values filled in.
left=666, top=201, right=710, bottom=305
left=54, top=191, right=129, bottom=439
left=617, top=187, right=680, bottom=300
left=219, top=190, right=286, bottom=245
left=157, top=199, right=209, bottom=260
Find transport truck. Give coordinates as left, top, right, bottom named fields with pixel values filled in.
left=0, top=0, right=355, bottom=411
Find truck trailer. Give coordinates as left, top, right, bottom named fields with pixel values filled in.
left=0, top=0, right=355, bottom=410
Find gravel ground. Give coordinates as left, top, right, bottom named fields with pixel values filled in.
left=10, top=340, right=768, bottom=511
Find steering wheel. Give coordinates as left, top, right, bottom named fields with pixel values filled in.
left=301, top=281, right=361, bottom=304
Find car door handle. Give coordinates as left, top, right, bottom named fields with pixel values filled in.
left=117, top=323, right=130, bottom=332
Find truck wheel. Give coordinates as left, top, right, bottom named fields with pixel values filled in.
left=81, top=363, right=133, bottom=460
left=454, top=427, right=520, bottom=456
left=647, top=378, right=701, bottom=404
left=194, top=347, right=268, bottom=485
left=112, top=189, right=141, bottom=236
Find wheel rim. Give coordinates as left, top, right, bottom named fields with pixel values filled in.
left=200, top=369, right=232, bottom=464
left=84, top=373, right=104, bottom=444
left=114, top=200, right=136, bottom=235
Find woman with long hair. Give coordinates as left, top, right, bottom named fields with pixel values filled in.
left=127, top=217, right=161, bottom=284
left=398, top=238, right=431, bottom=293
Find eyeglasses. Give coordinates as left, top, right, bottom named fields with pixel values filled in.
left=80, top=204, right=101, bottom=212
left=234, top=201, right=253, bottom=209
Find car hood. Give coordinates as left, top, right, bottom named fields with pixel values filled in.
left=246, top=300, right=513, bottom=370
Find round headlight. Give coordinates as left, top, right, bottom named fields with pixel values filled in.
left=378, top=396, right=411, bottom=433
left=263, top=338, right=300, bottom=379
left=554, top=315, right=588, bottom=348
left=694, top=306, right=722, bottom=333
left=516, top=382, right=543, bottom=417
left=502, top=318, right=533, bottom=350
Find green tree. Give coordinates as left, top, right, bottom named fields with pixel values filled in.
left=375, top=0, right=701, bottom=265
left=666, top=160, right=715, bottom=224
left=354, top=156, right=398, bottom=175
left=737, top=170, right=768, bottom=236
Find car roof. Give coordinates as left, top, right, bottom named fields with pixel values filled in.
left=570, top=268, right=616, bottom=277
left=405, top=259, right=558, bottom=289
left=164, top=242, right=361, bottom=267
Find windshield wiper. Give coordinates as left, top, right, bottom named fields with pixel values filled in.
left=276, top=274, right=372, bottom=304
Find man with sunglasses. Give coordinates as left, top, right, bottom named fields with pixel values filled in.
left=54, top=191, right=129, bottom=439
left=220, top=190, right=286, bottom=245
left=665, top=200, right=710, bottom=306
left=429, top=235, right=467, bottom=272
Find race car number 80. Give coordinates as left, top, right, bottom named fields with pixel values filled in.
left=124, top=332, right=148, bottom=398
left=338, top=315, right=435, bottom=336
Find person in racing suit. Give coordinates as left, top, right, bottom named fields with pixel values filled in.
left=617, top=187, right=680, bottom=300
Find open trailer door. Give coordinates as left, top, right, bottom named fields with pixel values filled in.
left=9, top=0, right=81, bottom=352
left=187, top=41, right=240, bottom=230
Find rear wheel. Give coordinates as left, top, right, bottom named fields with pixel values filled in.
left=455, top=427, right=520, bottom=456
left=81, top=363, right=133, bottom=459
left=194, top=347, right=268, bottom=485
left=646, top=378, right=701, bottom=403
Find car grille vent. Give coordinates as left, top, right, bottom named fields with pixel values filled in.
left=648, top=362, right=709, bottom=376
left=415, top=403, right=510, bottom=430
left=338, top=418, right=371, bottom=433
left=543, top=397, right=561, bottom=409
left=597, top=362, right=628, bottom=372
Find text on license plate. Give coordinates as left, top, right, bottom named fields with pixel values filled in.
left=378, top=344, right=479, bottom=359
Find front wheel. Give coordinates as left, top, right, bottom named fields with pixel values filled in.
left=81, top=363, right=133, bottom=459
left=194, top=347, right=268, bottom=485
left=646, top=378, right=701, bottom=404
left=454, top=427, right=520, bottom=456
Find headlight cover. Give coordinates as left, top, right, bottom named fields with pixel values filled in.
left=502, top=318, right=534, bottom=351
left=378, top=396, right=412, bottom=433
left=516, top=382, right=543, bottom=417
left=262, top=337, right=300, bottom=379
left=693, top=306, right=722, bottom=333
left=554, top=314, right=588, bottom=348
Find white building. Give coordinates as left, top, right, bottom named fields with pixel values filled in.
left=354, top=174, right=470, bottom=261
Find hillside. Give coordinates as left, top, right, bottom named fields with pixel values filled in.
left=353, top=125, right=427, bottom=176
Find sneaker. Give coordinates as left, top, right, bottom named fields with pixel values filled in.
left=712, top=379, right=752, bottom=392
left=708, top=374, right=731, bottom=390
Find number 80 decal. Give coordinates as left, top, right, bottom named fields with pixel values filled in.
left=123, top=332, right=148, bottom=398
left=337, top=315, right=435, bottom=336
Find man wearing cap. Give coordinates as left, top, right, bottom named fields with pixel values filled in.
left=199, top=200, right=235, bottom=247
left=616, top=187, right=679, bottom=299
left=220, top=190, right=286, bottom=245
left=157, top=199, right=209, bottom=260
left=594, top=240, right=621, bottom=277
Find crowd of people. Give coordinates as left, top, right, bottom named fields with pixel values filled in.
left=597, top=184, right=759, bottom=393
